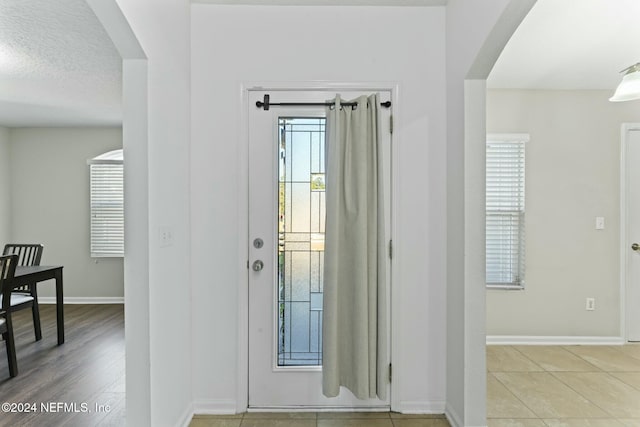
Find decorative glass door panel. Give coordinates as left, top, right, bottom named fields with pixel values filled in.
left=248, top=90, right=391, bottom=408
left=278, top=118, right=326, bottom=366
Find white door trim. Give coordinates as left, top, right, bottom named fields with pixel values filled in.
left=620, top=123, right=640, bottom=342
left=238, top=81, right=400, bottom=413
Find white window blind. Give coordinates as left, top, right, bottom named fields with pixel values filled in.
left=88, top=150, right=124, bottom=257
left=486, top=134, right=527, bottom=288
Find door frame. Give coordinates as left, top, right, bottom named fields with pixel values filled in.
left=620, top=123, right=640, bottom=342
left=237, top=82, right=400, bottom=412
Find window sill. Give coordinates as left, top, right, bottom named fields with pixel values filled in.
left=486, top=284, right=524, bottom=290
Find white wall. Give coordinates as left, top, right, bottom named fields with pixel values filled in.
left=446, top=1, right=535, bottom=426
left=191, top=4, right=447, bottom=413
left=85, top=1, right=538, bottom=425
left=8, top=127, right=123, bottom=299
left=0, top=127, right=10, bottom=246
left=486, top=89, right=640, bottom=338
left=114, top=0, right=193, bottom=425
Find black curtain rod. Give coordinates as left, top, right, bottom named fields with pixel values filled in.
left=256, top=94, right=391, bottom=111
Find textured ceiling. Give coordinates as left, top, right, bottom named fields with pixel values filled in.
left=1, top=0, right=634, bottom=127
left=488, top=0, right=640, bottom=91
left=0, top=0, right=121, bottom=127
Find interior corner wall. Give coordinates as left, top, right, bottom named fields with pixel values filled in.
left=191, top=4, right=447, bottom=413
left=8, top=127, right=124, bottom=299
left=0, top=127, right=10, bottom=245
left=115, top=0, right=193, bottom=425
left=486, top=89, right=640, bottom=338
left=445, top=1, right=533, bottom=426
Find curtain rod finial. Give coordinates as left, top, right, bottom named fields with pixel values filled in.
left=256, top=94, right=270, bottom=110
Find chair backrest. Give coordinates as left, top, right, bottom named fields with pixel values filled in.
left=2, top=244, right=43, bottom=267
left=0, top=254, right=18, bottom=311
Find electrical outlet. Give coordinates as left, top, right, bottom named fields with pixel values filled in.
left=158, top=226, right=174, bottom=248
left=586, top=297, right=595, bottom=311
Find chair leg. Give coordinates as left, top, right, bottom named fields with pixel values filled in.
left=30, top=284, right=42, bottom=341
left=32, top=304, right=42, bottom=341
left=4, top=323, right=18, bottom=378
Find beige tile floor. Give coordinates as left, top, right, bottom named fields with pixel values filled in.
left=487, top=344, right=640, bottom=427
left=189, top=344, right=640, bottom=427
left=189, top=412, right=450, bottom=427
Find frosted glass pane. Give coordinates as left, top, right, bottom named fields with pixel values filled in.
left=291, top=183, right=310, bottom=232
left=311, top=131, right=322, bottom=173
left=291, top=252, right=310, bottom=301
left=320, top=192, right=326, bottom=233
left=319, top=251, right=324, bottom=292
left=310, top=251, right=320, bottom=293
left=285, top=182, right=292, bottom=233
left=310, top=292, right=323, bottom=311
left=285, top=241, right=310, bottom=251
left=311, top=192, right=320, bottom=233
left=291, top=302, right=310, bottom=352
left=320, top=137, right=325, bottom=174
left=284, top=251, right=291, bottom=300
left=286, top=233, right=310, bottom=242
left=318, top=315, right=323, bottom=350
left=291, top=132, right=311, bottom=182
left=310, top=311, right=320, bottom=353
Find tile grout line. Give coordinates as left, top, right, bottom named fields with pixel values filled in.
left=609, top=371, right=640, bottom=392
left=489, top=370, right=543, bottom=421
left=488, top=346, right=543, bottom=422
left=510, top=345, right=545, bottom=372
left=486, top=345, right=640, bottom=426
left=528, top=346, right=614, bottom=425
left=560, top=346, right=608, bottom=372
left=547, top=370, right=615, bottom=419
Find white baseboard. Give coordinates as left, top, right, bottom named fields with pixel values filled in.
left=395, top=400, right=446, bottom=414
left=486, top=335, right=625, bottom=346
left=444, top=405, right=487, bottom=427
left=187, top=399, right=238, bottom=427
left=192, top=399, right=238, bottom=415
left=39, top=297, right=124, bottom=304
left=445, top=404, right=463, bottom=427
left=177, top=403, right=195, bottom=427
left=247, top=406, right=389, bottom=412
left=190, top=399, right=446, bottom=423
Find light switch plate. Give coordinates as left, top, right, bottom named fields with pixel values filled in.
left=586, top=297, right=595, bottom=311
left=596, top=217, right=605, bottom=230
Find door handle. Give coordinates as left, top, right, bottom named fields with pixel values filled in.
left=252, top=260, right=264, bottom=271
left=633, top=243, right=640, bottom=252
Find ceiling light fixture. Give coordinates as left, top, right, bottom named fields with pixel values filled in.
left=610, top=63, right=640, bottom=102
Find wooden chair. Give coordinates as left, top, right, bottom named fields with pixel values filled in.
left=0, top=254, right=19, bottom=377
left=2, top=244, right=44, bottom=341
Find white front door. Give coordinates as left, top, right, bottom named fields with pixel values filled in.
left=247, top=89, right=392, bottom=409
left=623, top=124, right=640, bottom=342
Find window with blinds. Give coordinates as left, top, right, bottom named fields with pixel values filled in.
left=88, top=149, right=124, bottom=257
left=486, top=134, right=527, bottom=288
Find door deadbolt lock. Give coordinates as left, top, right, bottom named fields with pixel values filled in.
left=633, top=243, right=640, bottom=252
left=253, top=238, right=264, bottom=249
left=252, top=260, right=264, bottom=271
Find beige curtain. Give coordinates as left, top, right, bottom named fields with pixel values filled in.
left=322, top=94, right=387, bottom=400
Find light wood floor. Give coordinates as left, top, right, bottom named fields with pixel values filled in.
left=0, top=304, right=125, bottom=426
